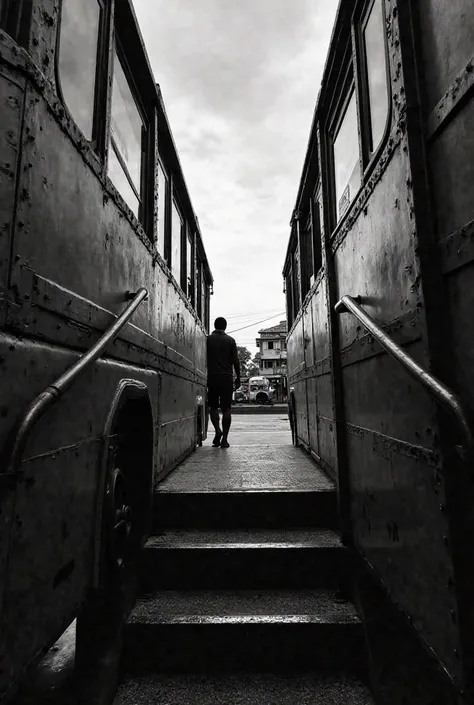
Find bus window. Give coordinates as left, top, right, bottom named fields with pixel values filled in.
left=58, top=0, right=102, bottom=141
left=201, top=269, right=207, bottom=327
left=171, top=198, right=183, bottom=286
left=312, top=189, right=323, bottom=277
left=186, top=229, right=193, bottom=302
left=108, top=47, right=144, bottom=218
left=363, top=0, right=389, bottom=155
left=196, top=259, right=202, bottom=318
left=292, top=244, right=301, bottom=316
left=333, top=88, right=361, bottom=221
left=157, top=160, right=168, bottom=259
left=285, top=268, right=294, bottom=330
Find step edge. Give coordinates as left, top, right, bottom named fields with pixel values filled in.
left=126, top=614, right=362, bottom=626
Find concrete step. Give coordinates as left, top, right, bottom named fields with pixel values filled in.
left=114, top=672, right=374, bottom=704
left=153, top=490, right=338, bottom=530
left=140, top=528, right=351, bottom=591
left=121, top=589, right=366, bottom=675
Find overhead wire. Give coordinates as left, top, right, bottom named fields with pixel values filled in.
left=228, top=311, right=286, bottom=334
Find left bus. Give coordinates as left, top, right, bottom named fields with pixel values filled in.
left=0, top=0, right=212, bottom=699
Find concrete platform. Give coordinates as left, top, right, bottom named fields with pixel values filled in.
left=160, top=414, right=332, bottom=494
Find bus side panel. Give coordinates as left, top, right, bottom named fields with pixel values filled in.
left=0, top=335, right=159, bottom=697
left=287, top=316, right=307, bottom=445
left=302, top=302, right=313, bottom=449
left=312, top=278, right=334, bottom=469
left=157, top=373, right=200, bottom=483
left=8, top=85, right=201, bottom=377
left=333, top=127, right=461, bottom=676
left=0, top=67, right=24, bottom=298
left=418, top=0, right=474, bottom=682
left=0, top=66, right=25, bottom=665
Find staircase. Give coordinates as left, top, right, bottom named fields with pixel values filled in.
left=114, top=440, right=374, bottom=704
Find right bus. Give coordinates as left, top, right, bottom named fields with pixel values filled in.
left=284, top=0, right=474, bottom=699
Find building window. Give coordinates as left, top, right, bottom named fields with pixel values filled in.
left=157, top=160, right=168, bottom=259
left=363, top=0, right=389, bottom=154
left=171, top=198, right=183, bottom=286
left=268, top=341, right=274, bottom=350
left=58, top=0, right=102, bottom=141
left=108, top=47, right=144, bottom=218
left=333, top=88, right=361, bottom=221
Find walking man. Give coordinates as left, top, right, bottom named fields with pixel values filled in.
left=207, top=317, right=240, bottom=448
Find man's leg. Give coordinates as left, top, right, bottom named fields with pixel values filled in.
left=210, top=407, right=222, bottom=436
left=220, top=378, right=234, bottom=448
left=221, top=408, right=231, bottom=447
left=208, top=382, right=223, bottom=446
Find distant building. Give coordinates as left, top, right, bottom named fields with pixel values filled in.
left=255, top=320, right=288, bottom=400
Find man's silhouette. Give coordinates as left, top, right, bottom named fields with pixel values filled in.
left=206, top=317, right=240, bottom=448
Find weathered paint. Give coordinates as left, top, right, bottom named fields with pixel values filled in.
left=285, top=0, right=472, bottom=695
left=0, top=0, right=212, bottom=698
left=418, top=0, right=474, bottom=693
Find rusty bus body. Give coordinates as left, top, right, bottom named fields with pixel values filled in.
left=0, top=0, right=212, bottom=699
left=284, top=0, right=474, bottom=700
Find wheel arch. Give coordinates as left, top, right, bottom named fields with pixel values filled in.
left=91, top=379, right=155, bottom=588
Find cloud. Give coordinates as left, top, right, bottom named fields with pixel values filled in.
left=132, top=0, right=338, bottom=352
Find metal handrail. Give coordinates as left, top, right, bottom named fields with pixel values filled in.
left=335, top=295, right=473, bottom=450
left=6, top=288, right=148, bottom=474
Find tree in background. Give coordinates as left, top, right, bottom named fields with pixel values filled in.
left=247, top=355, right=260, bottom=377
left=237, top=346, right=251, bottom=376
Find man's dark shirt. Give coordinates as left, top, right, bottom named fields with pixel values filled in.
left=207, top=330, right=240, bottom=379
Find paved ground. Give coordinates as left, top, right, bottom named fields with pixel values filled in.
left=158, top=415, right=333, bottom=493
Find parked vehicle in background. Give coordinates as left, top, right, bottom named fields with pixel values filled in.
left=233, top=388, right=248, bottom=403
left=248, top=377, right=274, bottom=405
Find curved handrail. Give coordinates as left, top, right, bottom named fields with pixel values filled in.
left=6, top=288, right=148, bottom=474
left=335, top=295, right=474, bottom=450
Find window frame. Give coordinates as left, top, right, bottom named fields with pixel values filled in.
left=196, top=258, right=202, bottom=319
left=170, top=193, right=184, bottom=287
left=108, top=36, right=149, bottom=226
left=186, top=227, right=195, bottom=304
left=354, top=0, right=391, bottom=171
left=55, top=0, right=107, bottom=150
left=156, top=157, right=170, bottom=260
left=0, top=0, right=32, bottom=45
left=327, top=0, right=391, bottom=233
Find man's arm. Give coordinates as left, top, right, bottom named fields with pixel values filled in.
left=232, top=341, right=241, bottom=390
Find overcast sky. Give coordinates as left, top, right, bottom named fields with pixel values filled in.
left=133, top=0, right=338, bottom=355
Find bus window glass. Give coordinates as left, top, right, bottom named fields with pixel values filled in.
left=286, top=271, right=293, bottom=329
left=201, top=269, right=206, bottom=323
left=305, top=215, right=313, bottom=284
left=187, top=230, right=193, bottom=300
left=171, top=199, right=182, bottom=284
left=196, top=260, right=202, bottom=317
left=292, top=245, right=301, bottom=315
left=109, top=48, right=143, bottom=217
left=157, top=161, right=167, bottom=257
left=58, top=0, right=101, bottom=140
left=333, top=90, right=361, bottom=221
left=364, top=0, right=389, bottom=153
left=312, top=192, right=323, bottom=275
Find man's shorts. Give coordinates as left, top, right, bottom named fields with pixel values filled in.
left=208, top=376, right=233, bottom=411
